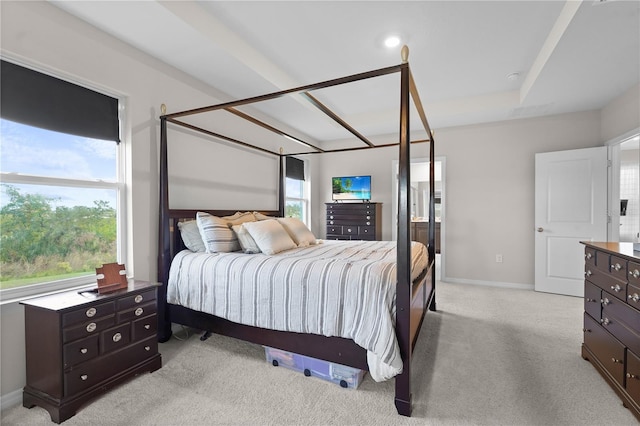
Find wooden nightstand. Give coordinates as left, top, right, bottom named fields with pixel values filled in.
left=21, top=280, right=162, bottom=423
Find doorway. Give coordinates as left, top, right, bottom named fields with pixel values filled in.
left=391, top=157, right=445, bottom=281
left=608, top=131, right=640, bottom=242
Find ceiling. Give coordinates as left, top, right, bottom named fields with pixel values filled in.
left=51, top=0, right=639, bottom=146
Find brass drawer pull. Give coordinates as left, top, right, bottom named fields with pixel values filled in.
left=134, top=294, right=143, bottom=303
left=627, top=373, right=638, bottom=379
left=86, top=307, right=97, bottom=318
left=610, top=284, right=622, bottom=293
left=80, top=374, right=88, bottom=381
left=628, top=293, right=640, bottom=303
left=86, top=322, right=97, bottom=333
left=80, top=348, right=88, bottom=354
left=112, top=332, right=122, bottom=342
left=135, top=307, right=144, bottom=316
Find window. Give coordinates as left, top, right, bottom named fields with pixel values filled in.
left=0, top=60, right=123, bottom=300
left=285, top=156, right=309, bottom=224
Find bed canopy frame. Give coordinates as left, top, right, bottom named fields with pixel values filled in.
left=157, top=46, right=437, bottom=417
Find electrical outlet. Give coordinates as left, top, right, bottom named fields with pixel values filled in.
left=496, top=254, right=503, bottom=263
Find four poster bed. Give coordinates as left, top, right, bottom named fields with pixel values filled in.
left=157, top=48, right=437, bottom=416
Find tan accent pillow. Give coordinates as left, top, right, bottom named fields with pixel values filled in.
left=253, top=211, right=273, bottom=221
left=277, top=217, right=316, bottom=247
left=242, top=219, right=297, bottom=255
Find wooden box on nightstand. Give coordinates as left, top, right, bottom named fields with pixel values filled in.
left=21, top=280, right=162, bottom=423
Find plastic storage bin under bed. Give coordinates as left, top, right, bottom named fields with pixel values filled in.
left=264, top=346, right=366, bottom=389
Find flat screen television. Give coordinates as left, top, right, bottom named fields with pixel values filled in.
left=332, top=175, right=371, bottom=201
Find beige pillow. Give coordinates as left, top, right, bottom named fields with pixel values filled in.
left=196, top=212, right=241, bottom=253
left=177, top=220, right=206, bottom=252
left=242, top=219, right=297, bottom=255
left=253, top=211, right=273, bottom=221
left=231, top=224, right=261, bottom=254
left=277, top=217, right=316, bottom=247
left=223, top=211, right=256, bottom=225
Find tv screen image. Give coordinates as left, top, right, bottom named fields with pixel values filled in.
left=332, top=176, right=371, bottom=201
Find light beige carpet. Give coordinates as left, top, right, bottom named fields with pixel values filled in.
left=2, top=281, right=637, bottom=425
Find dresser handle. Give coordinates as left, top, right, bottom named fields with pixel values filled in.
left=80, top=348, right=88, bottom=354
left=134, top=294, right=143, bottom=303
left=631, top=269, right=640, bottom=279
left=135, top=307, right=144, bottom=316
left=628, top=293, right=640, bottom=303
left=602, top=297, right=610, bottom=306
left=585, top=252, right=592, bottom=259
left=585, top=270, right=592, bottom=277
left=329, top=221, right=334, bottom=225
left=145, top=346, right=151, bottom=351
left=586, top=298, right=595, bottom=303
left=611, top=263, right=622, bottom=271
left=80, top=374, right=88, bottom=381
left=112, top=332, right=122, bottom=342
left=602, top=317, right=611, bottom=325
left=329, top=215, right=334, bottom=219
left=611, top=284, right=622, bottom=293
left=86, top=307, right=97, bottom=317
left=144, top=324, right=151, bottom=330
left=583, top=328, right=591, bottom=333
left=627, top=373, right=638, bottom=379
left=86, top=322, right=97, bottom=333
left=612, top=357, right=622, bottom=364
left=366, top=216, right=371, bottom=220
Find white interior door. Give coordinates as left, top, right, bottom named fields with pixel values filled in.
left=534, top=147, right=608, bottom=297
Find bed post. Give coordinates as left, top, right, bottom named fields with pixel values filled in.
left=278, top=151, right=285, bottom=216
left=428, top=131, right=437, bottom=311
left=157, top=110, right=172, bottom=342
left=395, top=61, right=413, bottom=417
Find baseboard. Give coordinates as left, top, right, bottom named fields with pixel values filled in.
left=442, top=277, right=534, bottom=291
left=1, top=388, right=22, bottom=412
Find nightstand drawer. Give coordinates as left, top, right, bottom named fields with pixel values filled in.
left=117, top=289, right=156, bottom=311
left=64, top=335, right=99, bottom=369
left=62, top=301, right=115, bottom=327
left=132, top=315, right=157, bottom=341
left=584, top=313, right=625, bottom=387
left=101, top=323, right=131, bottom=354
left=117, top=301, right=156, bottom=323
left=63, top=315, right=115, bottom=343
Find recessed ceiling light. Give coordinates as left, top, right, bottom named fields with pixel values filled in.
left=384, top=35, right=401, bottom=48
left=506, top=72, right=520, bottom=81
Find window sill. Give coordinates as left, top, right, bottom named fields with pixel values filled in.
left=0, top=276, right=99, bottom=306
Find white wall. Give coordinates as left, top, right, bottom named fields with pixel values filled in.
left=1, top=0, right=639, bottom=410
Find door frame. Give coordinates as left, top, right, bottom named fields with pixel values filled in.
left=391, top=156, right=446, bottom=281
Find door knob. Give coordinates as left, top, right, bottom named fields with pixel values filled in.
left=537, top=227, right=544, bottom=232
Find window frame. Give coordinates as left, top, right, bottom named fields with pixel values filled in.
left=285, top=160, right=310, bottom=225
left=0, top=61, right=126, bottom=303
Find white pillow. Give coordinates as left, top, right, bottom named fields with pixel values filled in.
left=277, top=217, right=316, bottom=247
left=177, top=220, right=206, bottom=252
left=242, top=220, right=297, bottom=255
left=196, top=212, right=241, bottom=253
left=231, top=224, right=261, bottom=254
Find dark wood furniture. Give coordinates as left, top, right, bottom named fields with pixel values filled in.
left=157, top=55, right=438, bottom=416
left=411, top=221, right=440, bottom=253
left=21, top=281, right=162, bottom=423
left=582, top=242, right=640, bottom=421
left=326, top=202, right=381, bottom=240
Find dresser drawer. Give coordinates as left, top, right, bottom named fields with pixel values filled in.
left=62, top=301, right=115, bottom=327
left=64, top=336, right=158, bottom=396
left=586, top=266, right=627, bottom=301
left=117, top=289, right=156, bottom=311
left=117, top=301, right=156, bottom=323
left=327, top=225, right=342, bottom=235
left=584, top=313, right=625, bottom=387
left=626, top=349, right=640, bottom=404
left=101, top=323, right=131, bottom=354
left=584, top=280, right=601, bottom=321
left=63, top=315, right=115, bottom=343
left=629, top=260, right=640, bottom=287
left=584, top=247, right=596, bottom=269
left=132, top=315, right=157, bottom=341
left=609, top=255, right=629, bottom=282
left=63, top=335, right=99, bottom=369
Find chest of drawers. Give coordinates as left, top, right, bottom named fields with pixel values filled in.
left=326, top=202, right=382, bottom=241
left=582, top=242, right=640, bottom=421
left=21, top=281, right=162, bottom=423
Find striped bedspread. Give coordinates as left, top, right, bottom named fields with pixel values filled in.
left=167, top=240, right=428, bottom=381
